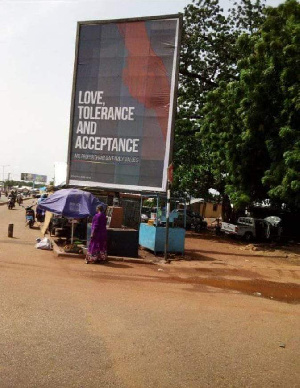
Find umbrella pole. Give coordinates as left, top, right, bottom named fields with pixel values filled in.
left=71, top=221, right=74, bottom=244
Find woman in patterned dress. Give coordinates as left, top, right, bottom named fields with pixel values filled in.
left=86, top=205, right=107, bottom=264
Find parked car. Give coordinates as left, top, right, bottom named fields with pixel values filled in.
left=31, top=190, right=40, bottom=198
left=221, top=217, right=271, bottom=241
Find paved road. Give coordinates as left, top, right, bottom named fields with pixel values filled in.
left=0, top=195, right=7, bottom=203
left=0, top=196, right=31, bottom=204
left=0, top=205, right=299, bottom=387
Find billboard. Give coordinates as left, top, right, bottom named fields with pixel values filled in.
left=67, top=15, right=182, bottom=192
left=21, top=173, right=47, bottom=183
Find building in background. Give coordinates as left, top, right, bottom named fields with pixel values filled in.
left=190, top=199, right=222, bottom=219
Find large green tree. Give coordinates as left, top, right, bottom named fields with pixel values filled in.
left=173, top=0, right=265, bottom=201
left=200, top=0, right=300, bottom=211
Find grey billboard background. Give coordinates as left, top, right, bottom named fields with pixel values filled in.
left=68, top=16, right=180, bottom=191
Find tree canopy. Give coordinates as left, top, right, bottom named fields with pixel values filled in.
left=173, top=0, right=265, bottom=201
left=174, top=0, right=300, bottom=212
left=199, top=0, right=300, bottom=210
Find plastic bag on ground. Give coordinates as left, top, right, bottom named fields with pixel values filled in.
left=35, top=237, right=52, bottom=250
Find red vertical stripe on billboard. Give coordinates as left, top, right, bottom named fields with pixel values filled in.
left=118, top=22, right=170, bottom=140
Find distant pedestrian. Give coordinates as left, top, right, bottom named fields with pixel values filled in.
left=17, top=193, right=23, bottom=206
left=85, top=205, right=107, bottom=264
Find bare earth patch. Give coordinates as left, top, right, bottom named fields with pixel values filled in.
left=139, top=230, right=300, bottom=303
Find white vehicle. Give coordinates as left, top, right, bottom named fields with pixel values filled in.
left=221, top=217, right=270, bottom=241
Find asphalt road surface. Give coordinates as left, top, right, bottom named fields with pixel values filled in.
left=0, top=202, right=299, bottom=387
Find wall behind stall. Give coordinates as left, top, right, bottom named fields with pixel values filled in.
left=191, top=202, right=222, bottom=218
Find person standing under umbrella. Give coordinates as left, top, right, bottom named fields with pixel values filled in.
left=86, top=205, right=108, bottom=264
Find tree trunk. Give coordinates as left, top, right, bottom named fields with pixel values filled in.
left=222, top=194, right=232, bottom=222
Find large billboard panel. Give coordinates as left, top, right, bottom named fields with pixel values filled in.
left=67, top=15, right=182, bottom=192
left=21, top=173, right=47, bottom=183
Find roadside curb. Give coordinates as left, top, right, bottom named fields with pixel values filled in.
left=108, top=256, right=155, bottom=265
left=50, top=237, right=155, bottom=265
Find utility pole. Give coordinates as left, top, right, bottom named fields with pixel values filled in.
left=1, top=165, right=10, bottom=190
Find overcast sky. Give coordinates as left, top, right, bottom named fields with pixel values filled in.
left=0, top=0, right=282, bottom=183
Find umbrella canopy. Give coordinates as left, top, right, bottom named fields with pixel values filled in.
left=38, top=188, right=104, bottom=218
left=264, top=216, right=281, bottom=226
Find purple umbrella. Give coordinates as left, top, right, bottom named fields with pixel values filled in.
left=38, top=189, right=105, bottom=243
left=38, top=188, right=104, bottom=218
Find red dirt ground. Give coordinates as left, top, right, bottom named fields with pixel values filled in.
left=139, top=230, right=300, bottom=303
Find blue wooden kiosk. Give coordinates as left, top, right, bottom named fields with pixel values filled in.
left=139, top=223, right=185, bottom=255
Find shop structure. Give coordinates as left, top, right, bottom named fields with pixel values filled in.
left=39, top=187, right=187, bottom=259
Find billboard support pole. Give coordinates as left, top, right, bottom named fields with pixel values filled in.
left=163, top=15, right=182, bottom=263
left=164, top=180, right=171, bottom=263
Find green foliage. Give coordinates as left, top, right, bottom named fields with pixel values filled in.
left=5, top=180, right=20, bottom=188
left=4, top=180, right=45, bottom=189
left=143, top=199, right=154, bottom=208
left=174, top=0, right=266, bottom=202
left=199, top=0, right=300, bottom=210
